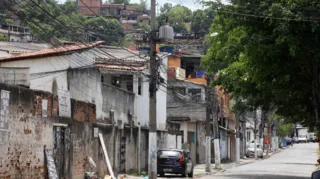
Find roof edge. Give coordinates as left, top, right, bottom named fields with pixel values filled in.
left=0, top=41, right=104, bottom=62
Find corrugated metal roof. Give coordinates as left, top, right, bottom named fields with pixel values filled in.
left=0, top=42, right=148, bottom=72
left=94, top=46, right=147, bottom=71
left=0, top=42, right=51, bottom=54
left=0, top=41, right=104, bottom=62
left=98, top=46, right=145, bottom=61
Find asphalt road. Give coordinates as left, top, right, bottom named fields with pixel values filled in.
left=200, top=142, right=319, bottom=179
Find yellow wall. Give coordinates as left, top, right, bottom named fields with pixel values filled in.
left=168, top=55, right=181, bottom=68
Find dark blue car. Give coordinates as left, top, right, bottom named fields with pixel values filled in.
left=157, top=149, right=193, bottom=177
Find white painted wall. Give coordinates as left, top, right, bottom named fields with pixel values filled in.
left=167, top=134, right=177, bottom=148
left=0, top=56, right=70, bottom=93
left=0, top=51, right=10, bottom=58
left=177, top=136, right=182, bottom=149
left=133, top=54, right=168, bottom=130
left=134, top=74, right=150, bottom=128
left=157, top=54, right=168, bottom=130
left=31, top=71, right=68, bottom=92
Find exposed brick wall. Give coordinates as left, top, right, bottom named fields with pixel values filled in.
left=0, top=83, right=96, bottom=179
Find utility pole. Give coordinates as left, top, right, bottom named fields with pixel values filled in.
left=148, top=0, right=157, bottom=178
left=254, top=109, right=258, bottom=159
left=205, top=77, right=212, bottom=172
left=241, top=114, right=246, bottom=159
left=259, top=110, right=266, bottom=154
left=236, top=113, right=240, bottom=163
left=213, top=87, right=221, bottom=169
left=8, top=24, right=11, bottom=42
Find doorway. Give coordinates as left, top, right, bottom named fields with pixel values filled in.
left=53, top=125, right=71, bottom=179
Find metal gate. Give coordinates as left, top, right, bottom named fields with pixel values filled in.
left=120, top=136, right=126, bottom=173
left=53, top=125, right=71, bottom=179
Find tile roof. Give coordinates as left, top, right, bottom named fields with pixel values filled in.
left=0, top=41, right=104, bottom=62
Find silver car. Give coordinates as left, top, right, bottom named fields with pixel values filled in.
left=246, top=143, right=263, bottom=158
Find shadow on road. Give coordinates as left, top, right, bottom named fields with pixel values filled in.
left=158, top=174, right=192, bottom=179
left=213, top=174, right=310, bottom=179
left=279, top=162, right=316, bottom=166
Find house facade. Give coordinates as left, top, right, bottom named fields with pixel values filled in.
left=0, top=42, right=170, bottom=177
left=166, top=50, right=237, bottom=164
left=0, top=23, right=34, bottom=42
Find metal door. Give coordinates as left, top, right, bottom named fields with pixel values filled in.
left=53, top=126, right=71, bottom=179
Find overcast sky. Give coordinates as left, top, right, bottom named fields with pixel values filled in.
left=57, top=0, right=205, bottom=11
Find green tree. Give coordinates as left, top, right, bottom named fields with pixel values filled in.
left=191, top=8, right=215, bottom=34
left=157, top=4, right=192, bottom=32
left=84, top=17, right=124, bottom=45
left=14, top=0, right=124, bottom=45
left=112, top=0, right=130, bottom=5
left=138, top=22, right=150, bottom=31
left=202, top=0, right=320, bottom=131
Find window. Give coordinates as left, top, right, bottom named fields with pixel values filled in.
left=138, top=77, right=142, bottom=95
left=112, top=76, right=121, bottom=88
left=173, top=87, right=186, bottom=95
left=188, top=88, right=201, bottom=101
left=101, top=75, right=104, bottom=83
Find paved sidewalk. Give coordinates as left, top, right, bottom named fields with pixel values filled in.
left=193, top=158, right=255, bottom=177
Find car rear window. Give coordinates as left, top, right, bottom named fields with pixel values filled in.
left=158, top=150, right=181, bottom=158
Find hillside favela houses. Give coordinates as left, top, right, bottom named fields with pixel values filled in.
left=78, top=0, right=150, bottom=31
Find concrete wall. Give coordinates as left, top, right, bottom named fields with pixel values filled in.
left=68, top=68, right=135, bottom=126
left=101, top=83, right=134, bottom=125
left=0, top=83, right=152, bottom=179
left=167, top=103, right=206, bottom=121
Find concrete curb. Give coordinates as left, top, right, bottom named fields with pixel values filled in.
left=194, top=171, right=217, bottom=178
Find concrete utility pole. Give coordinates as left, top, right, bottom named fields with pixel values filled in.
left=148, top=0, right=157, bottom=178
left=254, top=110, right=258, bottom=159
left=213, top=89, right=221, bottom=169
left=236, top=113, right=240, bottom=163
left=205, top=77, right=212, bottom=172
left=241, top=114, right=246, bottom=159
left=259, top=110, right=266, bottom=153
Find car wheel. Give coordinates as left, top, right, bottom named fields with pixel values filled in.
left=182, top=167, right=187, bottom=177
left=159, top=172, right=165, bottom=177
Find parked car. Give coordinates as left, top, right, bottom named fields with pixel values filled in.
left=298, top=135, right=308, bottom=143
left=157, top=149, right=193, bottom=177
left=309, top=133, right=316, bottom=143
left=293, top=136, right=299, bottom=143
left=246, top=143, right=263, bottom=158
left=285, top=137, right=293, bottom=145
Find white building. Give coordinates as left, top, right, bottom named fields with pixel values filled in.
left=0, top=23, right=34, bottom=42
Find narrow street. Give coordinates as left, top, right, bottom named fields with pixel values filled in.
left=200, top=143, right=318, bottom=179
